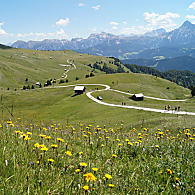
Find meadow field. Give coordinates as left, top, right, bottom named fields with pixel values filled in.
left=0, top=48, right=194, bottom=194
left=0, top=119, right=194, bottom=194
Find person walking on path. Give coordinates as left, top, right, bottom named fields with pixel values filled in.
left=175, top=106, right=177, bottom=112
left=178, top=105, right=180, bottom=111
left=168, top=105, right=170, bottom=111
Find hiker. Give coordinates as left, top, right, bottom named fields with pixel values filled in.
left=175, top=106, right=177, bottom=112
left=178, top=105, right=180, bottom=111
left=165, top=106, right=167, bottom=110
left=168, top=105, right=170, bottom=111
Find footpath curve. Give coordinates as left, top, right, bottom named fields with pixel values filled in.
left=53, top=84, right=195, bottom=116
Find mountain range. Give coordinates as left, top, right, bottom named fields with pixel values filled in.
left=10, top=21, right=195, bottom=72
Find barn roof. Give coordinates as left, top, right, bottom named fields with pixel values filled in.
left=133, top=93, right=144, bottom=98
left=74, top=86, right=85, bottom=91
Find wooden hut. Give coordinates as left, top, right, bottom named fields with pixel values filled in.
left=131, top=93, right=144, bottom=101
left=74, top=86, right=86, bottom=95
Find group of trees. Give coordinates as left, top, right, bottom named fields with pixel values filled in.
left=23, top=78, right=57, bottom=90
left=123, top=63, right=195, bottom=89
left=89, top=60, right=126, bottom=74
left=85, top=72, right=95, bottom=78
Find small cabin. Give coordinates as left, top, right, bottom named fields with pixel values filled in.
left=131, top=93, right=144, bottom=101
left=74, top=86, right=86, bottom=95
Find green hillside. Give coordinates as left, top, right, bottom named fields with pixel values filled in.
left=0, top=48, right=128, bottom=89
left=0, top=47, right=194, bottom=194
left=0, top=73, right=194, bottom=129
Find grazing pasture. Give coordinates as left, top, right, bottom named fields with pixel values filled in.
left=0, top=120, right=194, bottom=194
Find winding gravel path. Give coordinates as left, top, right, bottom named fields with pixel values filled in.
left=53, top=83, right=195, bottom=116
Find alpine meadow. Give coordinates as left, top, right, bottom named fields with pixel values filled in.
left=0, top=0, right=195, bottom=194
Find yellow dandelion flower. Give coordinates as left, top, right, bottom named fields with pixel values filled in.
left=83, top=173, right=97, bottom=182
left=41, top=147, right=48, bottom=151
left=24, top=136, right=31, bottom=141
left=66, top=151, right=72, bottom=156
left=57, top=138, right=64, bottom=142
left=80, top=162, right=87, bottom=167
left=27, top=132, right=32, bottom=135
left=45, top=136, right=51, bottom=140
left=155, top=145, right=159, bottom=148
left=125, top=139, right=129, bottom=142
left=175, top=177, right=179, bottom=181
left=76, top=169, right=81, bottom=173
left=105, top=174, right=112, bottom=179
left=128, top=142, right=133, bottom=146
left=92, top=168, right=98, bottom=172
left=112, top=154, right=117, bottom=158
left=48, top=159, right=54, bottom=163
left=108, top=184, right=115, bottom=188
left=83, top=185, right=89, bottom=191
left=101, top=144, right=105, bottom=147
left=51, top=144, right=58, bottom=149
left=79, top=152, right=83, bottom=155
left=167, top=169, right=173, bottom=175
left=34, top=143, right=40, bottom=148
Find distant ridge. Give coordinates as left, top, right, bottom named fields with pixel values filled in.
left=11, top=21, right=195, bottom=56
left=0, top=44, right=11, bottom=49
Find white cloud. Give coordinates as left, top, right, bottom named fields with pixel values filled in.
left=112, top=26, right=118, bottom=30
left=186, top=15, right=195, bottom=24
left=122, top=21, right=127, bottom=25
left=189, top=2, right=195, bottom=10
left=15, top=29, right=69, bottom=41
left=0, top=22, right=7, bottom=35
left=110, top=21, right=119, bottom=26
left=143, top=12, right=180, bottom=29
left=120, top=26, right=153, bottom=35
left=92, top=5, right=101, bottom=11
left=78, top=3, right=85, bottom=7
left=56, top=18, right=70, bottom=27
left=186, top=15, right=195, bottom=19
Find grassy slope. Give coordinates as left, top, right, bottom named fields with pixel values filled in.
left=0, top=73, right=194, bottom=129
left=0, top=48, right=123, bottom=88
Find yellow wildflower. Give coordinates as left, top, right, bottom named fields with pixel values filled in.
left=108, top=184, right=115, bottom=188
left=105, top=174, right=112, bottom=179
left=76, top=169, right=81, bottom=173
left=51, top=144, right=58, bottom=149
left=41, top=147, right=48, bottom=151
left=66, top=151, right=72, bottom=156
left=83, top=185, right=89, bottom=191
left=83, top=173, right=97, bottom=182
left=48, top=159, right=54, bottom=163
left=167, top=169, right=173, bottom=175
left=128, top=142, right=133, bottom=146
left=57, top=138, right=64, bottom=142
left=80, top=162, right=87, bottom=167
left=92, top=168, right=98, bottom=172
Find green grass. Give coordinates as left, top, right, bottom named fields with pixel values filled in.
left=0, top=48, right=122, bottom=88
left=0, top=120, right=194, bottom=194
left=0, top=73, right=194, bottom=129
left=0, top=48, right=194, bottom=194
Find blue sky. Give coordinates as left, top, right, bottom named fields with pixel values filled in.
left=0, top=0, right=195, bottom=44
